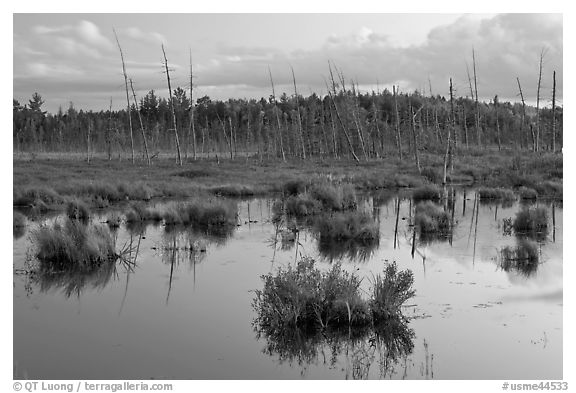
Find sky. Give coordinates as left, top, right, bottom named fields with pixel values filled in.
left=13, top=13, right=563, bottom=113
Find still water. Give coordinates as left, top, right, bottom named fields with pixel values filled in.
left=13, top=190, right=562, bottom=379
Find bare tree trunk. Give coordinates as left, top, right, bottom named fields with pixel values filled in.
left=87, top=119, right=91, bottom=163
left=462, top=104, right=469, bottom=149
left=494, top=96, right=501, bottom=151
left=268, top=67, right=286, bottom=162
left=536, top=49, right=545, bottom=152
left=552, top=70, right=556, bottom=153
left=393, top=85, right=402, bottom=160
left=162, top=44, right=182, bottom=166
left=410, top=102, right=422, bottom=174
left=443, top=79, right=455, bottom=185
left=129, top=79, right=151, bottom=166
left=113, top=29, right=135, bottom=164
left=291, top=66, right=306, bottom=160
left=472, top=49, right=481, bottom=147
left=325, top=84, right=359, bottom=163
left=517, top=77, right=531, bottom=151
left=189, top=49, right=197, bottom=160
left=107, top=97, right=113, bottom=161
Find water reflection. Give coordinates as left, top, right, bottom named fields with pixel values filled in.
left=254, top=315, right=415, bottom=379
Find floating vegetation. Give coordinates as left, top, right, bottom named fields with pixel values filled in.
left=513, top=206, right=548, bottom=237
left=499, top=239, right=540, bottom=277
left=66, top=199, right=90, bottom=221
left=412, top=185, right=441, bottom=203
left=414, top=201, right=451, bottom=241
left=478, top=187, right=516, bottom=202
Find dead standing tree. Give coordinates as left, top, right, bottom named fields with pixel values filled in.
left=268, top=67, right=286, bottom=162
left=113, top=29, right=135, bottom=164
left=535, top=49, right=546, bottom=152
left=162, top=44, right=183, bottom=166
left=472, top=49, right=481, bottom=147
left=443, top=78, right=455, bottom=185
left=129, top=78, right=151, bottom=166
left=393, top=85, right=402, bottom=160
left=291, top=66, right=306, bottom=160
left=516, top=77, right=532, bottom=150
left=552, top=70, right=557, bottom=153
left=188, top=49, right=197, bottom=160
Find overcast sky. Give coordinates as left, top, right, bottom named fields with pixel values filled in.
left=13, top=13, right=562, bottom=113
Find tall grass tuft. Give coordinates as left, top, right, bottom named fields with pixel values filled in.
left=414, top=201, right=450, bottom=236
left=412, top=185, right=441, bottom=202
left=518, top=186, right=538, bottom=200
left=282, top=179, right=308, bottom=196
left=513, top=206, right=548, bottom=235
left=66, top=199, right=90, bottom=221
left=478, top=187, right=516, bottom=202
left=125, top=203, right=163, bottom=223
left=369, top=262, right=415, bottom=323
left=210, top=184, right=255, bottom=197
left=313, top=212, right=379, bottom=243
left=33, top=219, right=117, bottom=270
left=161, top=199, right=237, bottom=228
left=284, top=182, right=358, bottom=217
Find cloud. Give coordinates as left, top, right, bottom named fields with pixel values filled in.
left=76, top=20, right=114, bottom=50
left=119, top=27, right=166, bottom=44
left=194, top=14, right=562, bottom=102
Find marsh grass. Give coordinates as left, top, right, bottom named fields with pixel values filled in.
left=478, top=187, right=516, bottom=202
left=534, top=181, right=562, bottom=199
left=125, top=203, right=163, bottom=223
left=210, top=184, right=255, bottom=197
left=284, top=182, right=358, bottom=217
left=513, top=206, right=548, bottom=236
left=282, top=179, right=308, bottom=196
left=66, top=199, right=90, bottom=221
left=500, top=239, right=540, bottom=277
left=106, top=211, right=122, bottom=228
left=414, top=201, right=451, bottom=239
left=33, top=219, right=118, bottom=270
left=518, top=186, right=538, bottom=200
left=313, top=212, right=379, bottom=243
left=253, top=258, right=414, bottom=333
left=161, top=199, right=238, bottom=228
left=412, top=185, right=441, bottom=202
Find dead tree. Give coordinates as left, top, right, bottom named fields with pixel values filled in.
left=107, top=97, right=113, bottom=160
left=113, top=29, right=135, bottom=163
left=291, top=66, right=306, bottom=159
left=516, top=77, right=532, bottom=150
left=188, top=49, right=197, bottom=160
left=552, top=70, right=557, bottom=153
left=268, top=67, right=286, bottom=162
left=393, top=85, right=402, bottom=160
left=410, top=101, right=422, bottom=173
left=324, top=78, right=359, bottom=162
left=443, top=78, right=455, bottom=185
left=86, top=119, right=91, bottom=163
left=494, top=95, right=501, bottom=151
left=535, top=49, right=545, bottom=152
left=472, top=49, right=481, bottom=147
left=129, top=78, right=151, bottom=166
left=161, top=44, right=182, bottom=166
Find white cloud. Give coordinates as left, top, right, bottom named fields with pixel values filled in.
left=120, top=26, right=166, bottom=44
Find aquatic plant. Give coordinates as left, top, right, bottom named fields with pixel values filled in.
left=513, top=206, right=548, bottom=234
left=106, top=211, right=122, bottom=228
left=161, top=199, right=237, bottom=228
left=125, top=203, right=163, bottom=223
left=210, top=184, right=255, bottom=197
left=66, top=199, right=90, bottom=221
left=412, top=185, right=441, bottom=202
left=369, top=262, right=415, bottom=323
left=285, top=194, right=322, bottom=217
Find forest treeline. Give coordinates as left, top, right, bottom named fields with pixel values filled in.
left=13, top=82, right=562, bottom=163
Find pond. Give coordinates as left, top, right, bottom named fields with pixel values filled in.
left=13, top=189, right=562, bottom=379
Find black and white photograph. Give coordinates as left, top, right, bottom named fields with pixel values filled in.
left=9, top=7, right=568, bottom=386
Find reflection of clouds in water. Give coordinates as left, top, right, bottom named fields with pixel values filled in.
left=500, top=288, right=563, bottom=303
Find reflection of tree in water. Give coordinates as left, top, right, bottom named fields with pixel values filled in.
left=255, top=315, right=414, bottom=379
left=499, top=238, right=541, bottom=278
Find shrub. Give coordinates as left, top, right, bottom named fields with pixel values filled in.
left=412, top=185, right=441, bottom=202
left=513, top=206, right=548, bottom=234
left=66, top=199, right=90, bottom=221
left=282, top=179, right=308, bottom=196
left=534, top=181, right=562, bottom=199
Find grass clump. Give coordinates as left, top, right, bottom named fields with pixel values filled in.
left=420, top=167, right=442, bottom=184
left=282, top=179, right=308, bottom=196
left=370, top=263, right=416, bottom=323
left=33, top=219, right=117, bottom=270
left=285, top=194, right=321, bottom=217
left=284, top=182, right=358, bottom=217
left=478, top=187, right=516, bottom=202
left=534, top=181, right=562, bottom=199
left=66, top=199, right=90, bottom=221
left=414, top=201, right=451, bottom=236
left=518, top=186, right=538, bottom=200
left=313, top=212, right=379, bottom=243
left=253, top=258, right=415, bottom=333
left=500, top=239, right=540, bottom=277
left=125, top=203, right=163, bottom=223
left=412, top=184, right=441, bottom=202
left=162, top=199, right=237, bottom=228
left=513, top=206, right=548, bottom=234
left=210, top=184, right=255, bottom=197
